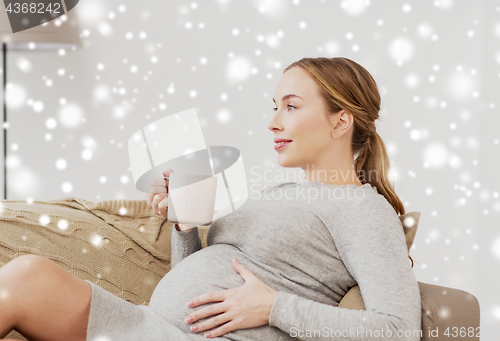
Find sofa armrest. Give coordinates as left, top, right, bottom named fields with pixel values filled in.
left=198, top=225, right=209, bottom=248
left=338, top=282, right=480, bottom=341
left=419, top=282, right=480, bottom=340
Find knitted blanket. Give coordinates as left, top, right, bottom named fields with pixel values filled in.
left=0, top=196, right=174, bottom=306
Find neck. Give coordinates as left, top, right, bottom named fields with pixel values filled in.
left=302, top=163, right=362, bottom=186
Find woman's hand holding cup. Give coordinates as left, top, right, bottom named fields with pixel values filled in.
left=146, top=168, right=196, bottom=231
left=146, top=168, right=171, bottom=218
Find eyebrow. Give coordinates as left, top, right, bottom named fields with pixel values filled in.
left=272, top=94, right=302, bottom=103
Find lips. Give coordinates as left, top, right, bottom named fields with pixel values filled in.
left=274, top=140, right=292, bottom=150
left=274, top=138, right=292, bottom=143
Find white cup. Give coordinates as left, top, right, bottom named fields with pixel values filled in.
left=167, top=173, right=218, bottom=226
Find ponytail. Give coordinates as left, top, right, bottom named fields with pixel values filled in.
left=355, top=131, right=405, bottom=216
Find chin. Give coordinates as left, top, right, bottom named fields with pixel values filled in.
left=277, top=156, right=287, bottom=167
left=277, top=156, right=295, bottom=168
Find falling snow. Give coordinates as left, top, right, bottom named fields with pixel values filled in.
left=0, top=1, right=498, bottom=334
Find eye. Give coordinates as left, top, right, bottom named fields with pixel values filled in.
left=273, top=105, right=296, bottom=112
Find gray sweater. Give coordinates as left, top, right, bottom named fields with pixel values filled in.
left=155, top=181, right=421, bottom=341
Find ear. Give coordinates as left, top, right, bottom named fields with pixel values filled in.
left=330, top=110, right=354, bottom=139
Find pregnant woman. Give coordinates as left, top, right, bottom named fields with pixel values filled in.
left=0, top=57, right=421, bottom=341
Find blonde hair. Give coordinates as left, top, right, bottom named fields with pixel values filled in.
left=283, top=57, right=414, bottom=267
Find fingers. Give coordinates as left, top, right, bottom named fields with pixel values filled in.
left=157, top=194, right=169, bottom=219
left=200, top=319, right=238, bottom=339
left=146, top=169, right=174, bottom=210
left=148, top=177, right=168, bottom=187
left=151, top=192, right=168, bottom=217
left=163, top=168, right=174, bottom=193
left=146, top=186, right=167, bottom=209
left=188, top=310, right=231, bottom=335
left=147, top=186, right=167, bottom=194
left=186, top=302, right=226, bottom=324
left=149, top=169, right=173, bottom=188
left=148, top=168, right=174, bottom=188
left=188, top=290, right=226, bottom=308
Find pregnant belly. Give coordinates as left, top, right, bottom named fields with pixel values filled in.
left=148, top=244, right=247, bottom=334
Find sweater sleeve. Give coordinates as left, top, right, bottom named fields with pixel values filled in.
left=170, top=224, right=203, bottom=269
left=268, top=197, right=422, bottom=341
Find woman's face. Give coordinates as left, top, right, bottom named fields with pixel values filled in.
left=268, top=67, right=341, bottom=169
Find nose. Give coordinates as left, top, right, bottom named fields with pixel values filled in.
left=267, top=111, right=283, bottom=133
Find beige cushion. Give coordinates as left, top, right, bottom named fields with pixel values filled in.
left=338, top=284, right=365, bottom=310
left=339, top=282, right=481, bottom=341
left=400, top=211, right=421, bottom=254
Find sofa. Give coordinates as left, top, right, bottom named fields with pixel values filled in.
left=0, top=197, right=480, bottom=340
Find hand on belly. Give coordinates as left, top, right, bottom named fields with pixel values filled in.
left=183, top=258, right=279, bottom=339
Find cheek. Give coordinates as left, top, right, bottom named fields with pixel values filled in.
left=292, top=121, right=328, bottom=149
